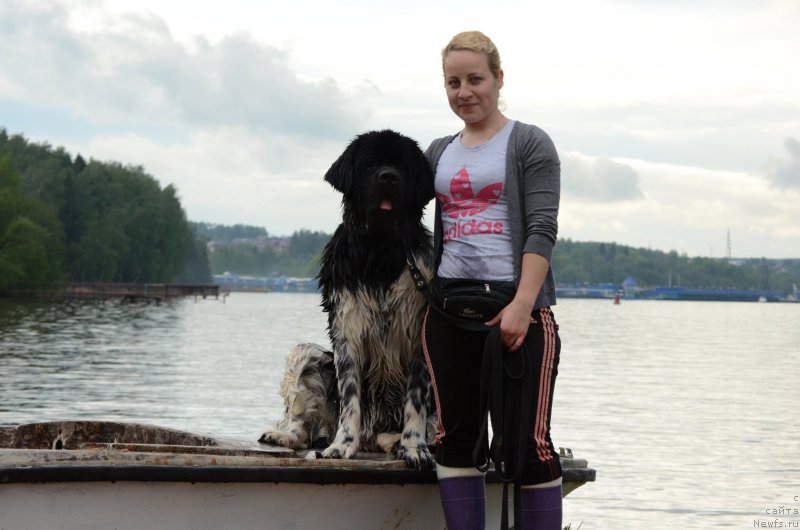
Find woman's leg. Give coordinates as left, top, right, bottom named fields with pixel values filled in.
left=422, top=308, right=487, bottom=468
left=422, top=308, right=488, bottom=529
left=519, top=307, right=563, bottom=529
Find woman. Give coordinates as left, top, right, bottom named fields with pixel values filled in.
left=423, top=31, right=562, bottom=529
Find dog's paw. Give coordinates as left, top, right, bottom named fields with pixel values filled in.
left=398, top=443, right=434, bottom=470
left=258, top=429, right=307, bottom=450
left=321, top=440, right=359, bottom=460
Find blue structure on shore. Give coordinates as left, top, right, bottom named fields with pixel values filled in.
left=636, top=287, right=783, bottom=302
left=214, top=272, right=791, bottom=302
left=557, top=279, right=788, bottom=302
left=213, top=273, right=318, bottom=293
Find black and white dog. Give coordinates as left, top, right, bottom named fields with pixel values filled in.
left=259, top=130, right=436, bottom=469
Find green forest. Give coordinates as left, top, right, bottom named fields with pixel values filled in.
left=0, top=129, right=210, bottom=291
left=2, top=129, right=798, bottom=296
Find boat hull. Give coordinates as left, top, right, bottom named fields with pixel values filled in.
left=3, top=481, right=446, bottom=530
left=0, top=421, right=596, bottom=529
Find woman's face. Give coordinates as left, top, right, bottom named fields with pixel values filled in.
left=443, top=49, right=504, bottom=127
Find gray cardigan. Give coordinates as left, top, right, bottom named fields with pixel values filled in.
left=424, top=121, right=560, bottom=308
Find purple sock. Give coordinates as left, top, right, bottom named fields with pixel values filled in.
left=438, top=476, right=486, bottom=530
left=520, top=484, right=562, bottom=530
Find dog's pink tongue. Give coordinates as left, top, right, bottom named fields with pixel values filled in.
left=380, top=199, right=393, bottom=211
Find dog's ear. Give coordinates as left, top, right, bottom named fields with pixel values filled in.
left=414, top=151, right=436, bottom=207
left=324, top=140, right=357, bottom=194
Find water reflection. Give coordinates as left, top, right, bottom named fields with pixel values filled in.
left=0, top=294, right=330, bottom=435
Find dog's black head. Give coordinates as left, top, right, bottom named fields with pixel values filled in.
left=324, top=130, right=434, bottom=232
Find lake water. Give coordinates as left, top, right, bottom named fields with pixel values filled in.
left=1, top=293, right=798, bottom=529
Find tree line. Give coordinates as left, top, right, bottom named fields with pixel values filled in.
left=551, top=240, right=799, bottom=294
left=197, top=223, right=329, bottom=278
left=205, top=225, right=800, bottom=294
left=194, top=222, right=268, bottom=242
left=0, top=129, right=210, bottom=292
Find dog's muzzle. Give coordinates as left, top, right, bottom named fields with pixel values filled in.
left=377, top=167, right=401, bottom=184
left=374, top=167, right=404, bottom=211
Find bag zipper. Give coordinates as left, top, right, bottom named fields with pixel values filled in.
left=442, top=283, right=495, bottom=310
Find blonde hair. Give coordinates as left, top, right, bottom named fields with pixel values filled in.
left=441, top=31, right=502, bottom=79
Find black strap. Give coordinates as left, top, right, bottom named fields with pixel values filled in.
left=406, top=255, right=490, bottom=332
left=473, top=326, right=533, bottom=530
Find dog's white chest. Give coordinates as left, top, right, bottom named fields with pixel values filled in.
left=330, top=272, right=425, bottom=367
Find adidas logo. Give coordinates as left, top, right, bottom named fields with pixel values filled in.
left=436, top=167, right=502, bottom=219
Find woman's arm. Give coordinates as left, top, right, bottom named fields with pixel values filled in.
left=485, top=125, right=561, bottom=351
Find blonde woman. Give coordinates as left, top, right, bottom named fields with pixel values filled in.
left=423, top=31, right=563, bottom=529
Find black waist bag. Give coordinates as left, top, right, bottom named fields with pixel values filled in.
left=435, top=278, right=517, bottom=323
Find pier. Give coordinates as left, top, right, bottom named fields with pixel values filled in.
left=5, top=282, right=220, bottom=303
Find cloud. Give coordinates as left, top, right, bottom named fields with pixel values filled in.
left=528, top=99, right=800, bottom=174
left=559, top=157, right=800, bottom=257
left=2, top=0, right=798, bottom=257
left=0, top=0, right=366, bottom=139
left=766, top=137, right=800, bottom=190
left=84, top=128, right=345, bottom=233
left=560, top=151, right=644, bottom=201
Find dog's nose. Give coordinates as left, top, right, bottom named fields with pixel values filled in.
left=377, top=168, right=400, bottom=184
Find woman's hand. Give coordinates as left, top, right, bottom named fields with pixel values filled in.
left=485, top=299, right=533, bottom=352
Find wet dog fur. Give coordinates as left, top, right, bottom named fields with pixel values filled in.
left=259, top=130, right=436, bottom=469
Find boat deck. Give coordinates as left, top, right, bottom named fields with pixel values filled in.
left=0, top=420, right=595, bottom=488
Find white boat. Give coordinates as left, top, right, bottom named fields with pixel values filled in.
left=0, top=421, right=595, bottom=529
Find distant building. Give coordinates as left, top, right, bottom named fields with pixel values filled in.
left=207, top=236, right=290, bottom=254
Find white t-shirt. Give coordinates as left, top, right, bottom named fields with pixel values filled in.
left=435, top=120, right=515, bottom=281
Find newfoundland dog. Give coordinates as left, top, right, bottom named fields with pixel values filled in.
left=259, top=130, right=436, bottom=469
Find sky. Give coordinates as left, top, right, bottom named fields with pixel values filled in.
left=1, top=0, right=798, bottom=258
